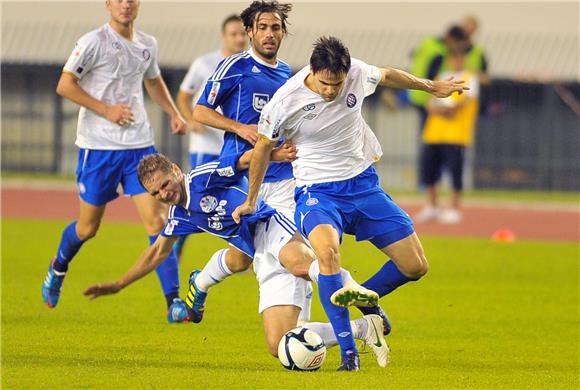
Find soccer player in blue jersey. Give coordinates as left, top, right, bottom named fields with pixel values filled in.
left=41, top=0, right=189, bottom=323
left=189, top=1, right=313, bottom=319
left=83, top=150, right=390, bottom=367
left=233, top=36, right=468, bottom=370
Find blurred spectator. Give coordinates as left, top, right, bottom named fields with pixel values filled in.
left=409, top=25, right=470, bottom=129
left=415, top=50, right=480, bottom=224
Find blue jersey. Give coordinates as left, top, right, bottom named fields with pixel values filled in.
left=197, top=49, right=293, bottom=183
left=160, top=153, right=276, bottom=257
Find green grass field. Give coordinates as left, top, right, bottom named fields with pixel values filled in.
left=2, top=218, right=578, bottom=389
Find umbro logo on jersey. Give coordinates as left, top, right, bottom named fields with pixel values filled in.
left=112, top=41, right=122, bottom=50
left=346, top=93, right=357, bottom=108
left=251, top=65, right=261, bottom=73
left=252, top=93, right=270, bottom=112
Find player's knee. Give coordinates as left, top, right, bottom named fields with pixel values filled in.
left=316, top=246, right=340, bottom=267
left=225, top=252, right=252, bottom=273
left=407, top=252, right=429, bottom=279
left=76, top=223, right=99, bottom=241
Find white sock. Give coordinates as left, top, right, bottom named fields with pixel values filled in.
left=194, top=249, right=232, bottom=292
left=302, top=317, right=368, bottom=348
left=308, top=260, right=356, bottom=287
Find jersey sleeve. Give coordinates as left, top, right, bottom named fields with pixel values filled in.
left=352, top=58, right=382, bottom=97
left=144, top=37, right=161, bottom=80
left=466, top=73, right=480, bottom=99
left=191, top=152, right=246, bottom=190
left=257, top=99, right=288, bottom=141
left=63, top=33, right=100, bottom=79
left=161, top=206, right=202, bottom=237
left=196, top=58, right=241, bottom=110
left=179, top=58, right=204, bottom=94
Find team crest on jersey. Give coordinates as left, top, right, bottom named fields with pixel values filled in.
left=306, top=197, right=319, bottom=206
left=302, top=103, right=315, bottom=111
left=303, top=113, right=317, bottom=120
left=112, top=41, right=122, bottom=50
left=200, top=195, right=218, bottom=213
left=216, top=167, right=235, bottom=177
left=142, top=49, right=151, bottom=60
left=346, top=93, right=357, bottom=108
left=252, top=93, right=270, bottom=112
left=208, top=82, right=221, bottom=105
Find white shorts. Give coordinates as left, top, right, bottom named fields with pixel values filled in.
left=253, top=211, right=312, bottom=314
left=259, top=178, right=296, bottom=219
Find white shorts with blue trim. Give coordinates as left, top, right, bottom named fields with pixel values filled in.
left=253, top=211, right=312, bottom=315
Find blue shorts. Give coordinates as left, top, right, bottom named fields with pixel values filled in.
left=76, top=146, right=157, bottom=206
left=190, top=152, right=220, bottom=169
left=295, top=165, right=414, bottom=249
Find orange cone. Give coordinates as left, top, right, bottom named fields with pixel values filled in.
left=492, top=229, right=516, bottom=242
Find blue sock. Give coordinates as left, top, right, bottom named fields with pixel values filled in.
left=149, top=235, right=180, bottom=307
left=318, top=273, right=357, bottom=357
left=362, top=260, right=416, bottom=297
left=54, top=222, right=85, bottom=272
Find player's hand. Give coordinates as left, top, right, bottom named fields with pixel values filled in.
left=105, top=104, right=134, bottom=127
left=232, top=202, right=257, bottom=224
left=171, top=114, right=187, bottom=135
left=83, top=282, right=122, bottom=300
left=233, top=123, right=258, bottom=145
left=431, top=77, right=469, bottom=98
left=272, top=140, right=297, bottom=162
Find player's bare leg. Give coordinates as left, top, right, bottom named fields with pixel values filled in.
left=262, top=305, right=301, bottom=357
left=380, top=232, right=429, bottom=280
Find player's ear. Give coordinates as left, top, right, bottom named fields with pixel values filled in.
left=171, top=163, right=182, bottom=177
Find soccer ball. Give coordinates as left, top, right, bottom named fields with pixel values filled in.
left=277, top=327, right=326, bottom=371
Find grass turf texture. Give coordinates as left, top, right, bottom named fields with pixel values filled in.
left=2, top=218, right=578, bottom=389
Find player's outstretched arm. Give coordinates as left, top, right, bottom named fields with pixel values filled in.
left=232, top=135, right=276, bottom=224
left=193, top=105, right=259, bottom=145
left=83, top=235, right=177, bottom=299
left=144, top=76, right=187, bottom=135
left=379, top=67, right=469, bottom=98
left=56, top=72, right=134, bottom=126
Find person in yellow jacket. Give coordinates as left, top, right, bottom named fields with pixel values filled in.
left=415, top=50, right=480, bottom=224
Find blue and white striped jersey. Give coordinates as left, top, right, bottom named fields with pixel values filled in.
left=160, top=153, right=276, bottom=257
left=197, top=48, right=293, bottom=183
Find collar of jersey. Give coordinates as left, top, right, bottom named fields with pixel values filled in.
left=248, top=48, right=279, bottom=69
left=105, top=23, right=136, bottom=44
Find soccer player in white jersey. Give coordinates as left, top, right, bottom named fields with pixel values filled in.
left=233, top=36, right=468, bottom=370
left=83, top=150, right=389, bottom=367
left=41, top=0, right=189, bottom=323
left=173, top=14, right=247, bottom=258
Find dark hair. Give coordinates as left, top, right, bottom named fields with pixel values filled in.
left=240, top=1, right=292, bottom=33
left=137, top=153, right=174, bottom=188
left=446, top=25, right=468, bottom=41
left=310, top=36, right=351, bottom=75
left=221, top=14, right=243, bottom=33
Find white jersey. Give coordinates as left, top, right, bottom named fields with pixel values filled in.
left=180, top=50, right=225, bottom=156
left=258, top=58, right=384, bottom=186
left=63, top=23, right=161, bottom=150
